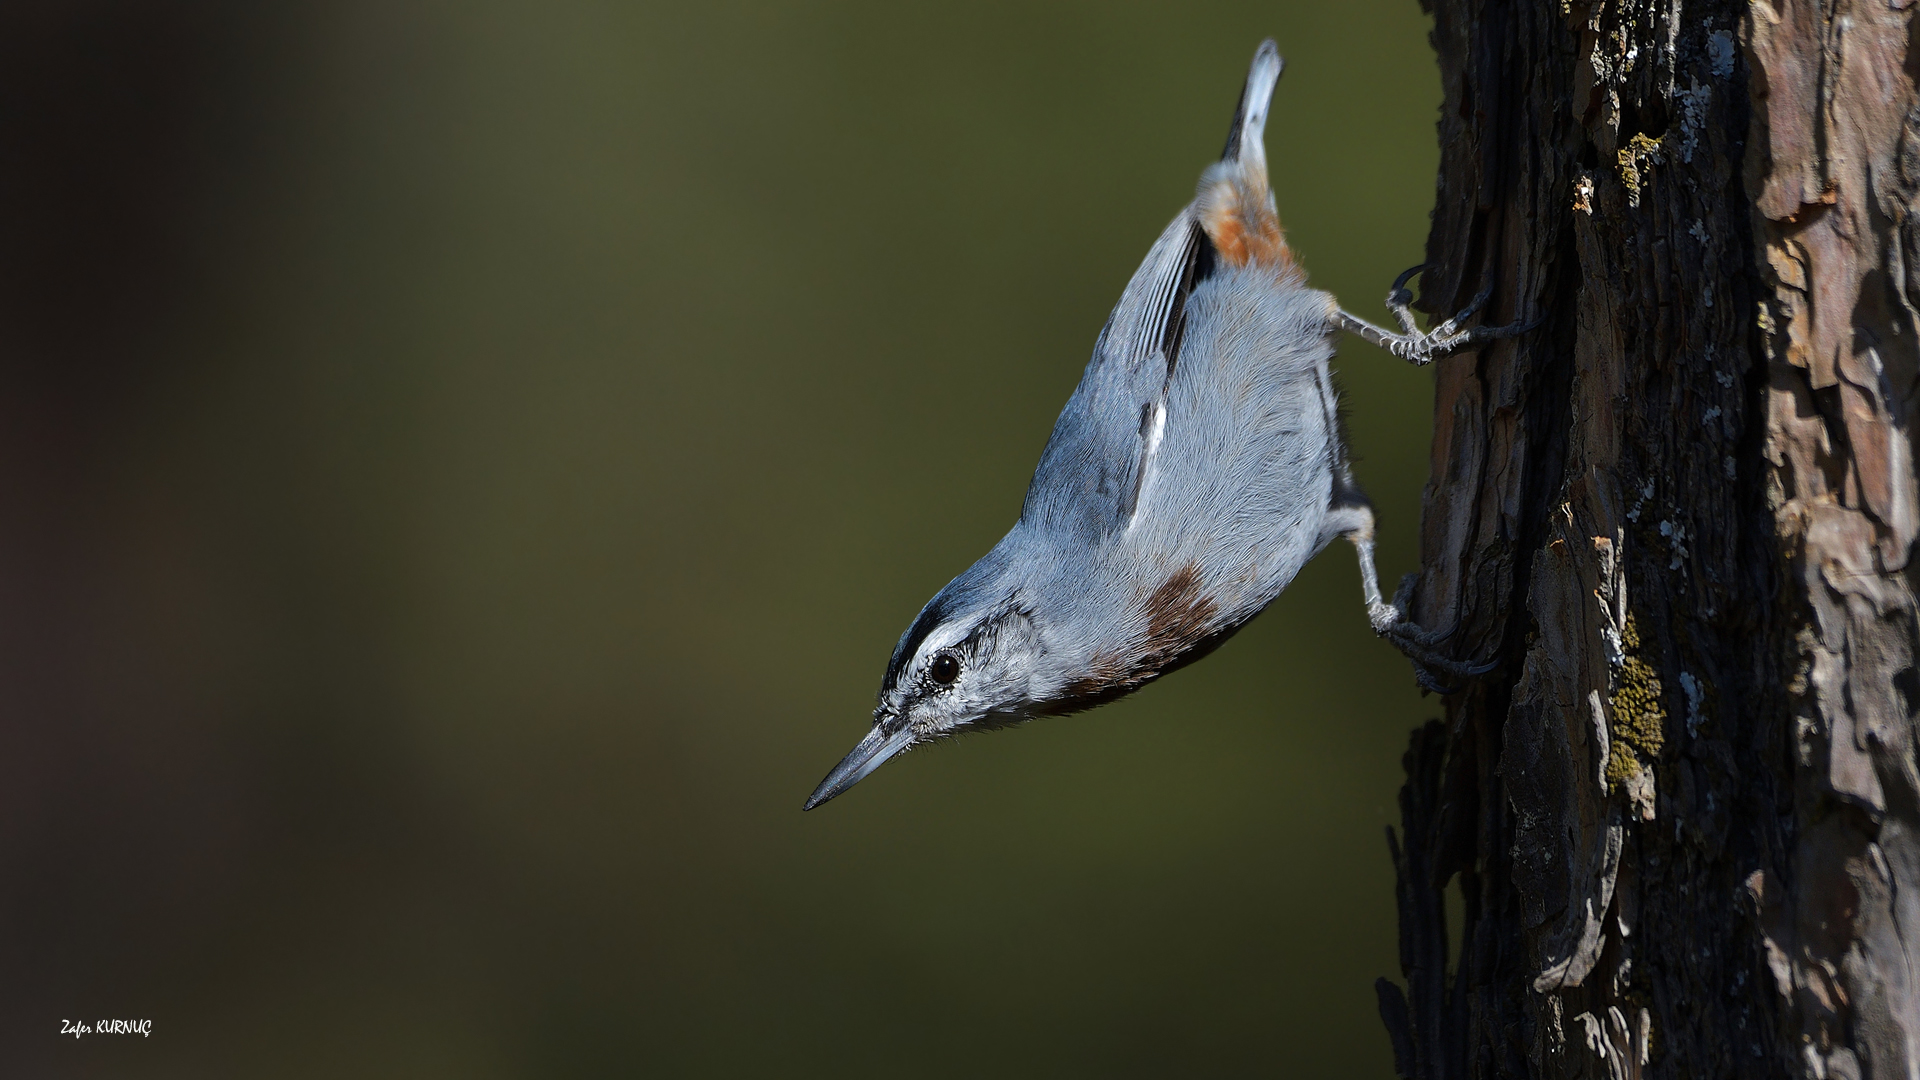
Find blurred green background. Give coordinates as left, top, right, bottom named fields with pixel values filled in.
left=2, top=1, right=1444, bottom=1074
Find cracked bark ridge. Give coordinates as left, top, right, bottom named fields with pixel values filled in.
left=1749, top=0, right=1920, bottom=1074
left=1378, top=0, right=1918, bottom=1077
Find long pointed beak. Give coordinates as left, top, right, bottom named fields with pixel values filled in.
left=803, top=725, right=916, bottom=810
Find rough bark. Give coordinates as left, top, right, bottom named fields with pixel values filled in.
left=1374, top=1, right=1920, bottom=1077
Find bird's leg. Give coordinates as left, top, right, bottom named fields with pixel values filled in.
left=1334, top=265, right=1537, bottom=366
left=1330, top=504, right=1497, bottom=692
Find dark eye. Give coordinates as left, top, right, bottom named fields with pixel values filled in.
left=929, top=654, right=961, bottom=684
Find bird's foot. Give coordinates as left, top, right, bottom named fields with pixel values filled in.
left=1367, top=575, right=1498, bottom=693
left=1338, top=265, right=1541, bottom=367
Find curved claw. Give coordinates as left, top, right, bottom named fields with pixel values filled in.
left=1387, top=264, right=1427, bottom=309
left=1386, top=264, right=1428, bottom=335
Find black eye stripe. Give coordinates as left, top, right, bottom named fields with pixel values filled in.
left=885, top=594, right=954, bottom=688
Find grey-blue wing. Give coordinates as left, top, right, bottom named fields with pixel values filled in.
left=1020, top=211, right=1212, bottom=541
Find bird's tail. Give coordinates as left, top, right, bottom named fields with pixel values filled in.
left=1196, top=40, right=1289, bottom=269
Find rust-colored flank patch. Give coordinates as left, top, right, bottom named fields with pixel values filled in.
left=1142, top=563, right=1219, bottom=655
left=1046, top=563, right=1222, bottom=715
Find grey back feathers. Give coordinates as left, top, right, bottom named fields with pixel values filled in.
left=1022, top=213, right=1214, bottom=541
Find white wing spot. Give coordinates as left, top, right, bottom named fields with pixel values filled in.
left=1127, top=403, right=1168, bottom=532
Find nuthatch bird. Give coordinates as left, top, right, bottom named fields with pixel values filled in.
left=806, top=41, right=1528, bottom=810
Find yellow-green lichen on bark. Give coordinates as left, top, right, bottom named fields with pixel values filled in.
left=1617, top=132, right=1664, bottom=208
left=1606, top=614, right=1666, bottom=789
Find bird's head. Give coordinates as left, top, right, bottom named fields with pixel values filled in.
left=802, top=537, right=1238, bottom=810
left=804, top=551, right=1059, bottom=810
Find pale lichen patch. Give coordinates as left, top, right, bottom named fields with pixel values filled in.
left=1675, top=79, right=1713, bottom=163
left=1708, top=30, right=1735, bottom=78
left=1677, top=670, right=1709, bottom=737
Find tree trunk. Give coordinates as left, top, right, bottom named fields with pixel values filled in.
left=1374, top=1, right=1920, bottom=1077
